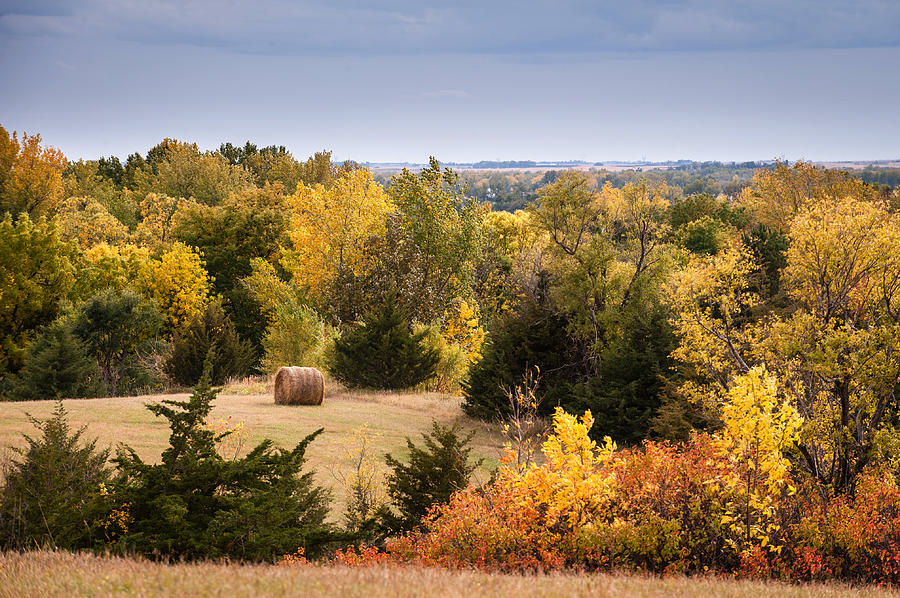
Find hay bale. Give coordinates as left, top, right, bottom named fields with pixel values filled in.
left=273, top=367, right=324, bottom=406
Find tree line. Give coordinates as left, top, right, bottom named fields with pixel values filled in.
left=1, top=124, right=900, bottom=499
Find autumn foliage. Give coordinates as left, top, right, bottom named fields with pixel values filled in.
left=383, top=403, right=900, bottom=585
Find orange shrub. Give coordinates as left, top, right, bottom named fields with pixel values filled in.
left=380, top=407, right=900, bottom=585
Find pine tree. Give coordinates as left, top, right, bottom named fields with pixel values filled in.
left=111, top=372, right=333, bottom=561
left=10, top=322, right=101, bottom=400
left=0, top=402, right=110, bottom=550
left=329, top=294, right=438, bottom=390
left=163, top=298, right=254, bottom=386
left=462, top=298, right=580, bottom=420
left=383, top=422, right=479, bottom=533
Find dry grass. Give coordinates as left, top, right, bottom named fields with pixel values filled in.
left=0, top=381, right=501, bottom=517
left=1, top=551, right=895, bottom=598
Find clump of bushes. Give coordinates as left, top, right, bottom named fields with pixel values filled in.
left=387, top=407, right=900, bottom=585
left=0, top=376, right=336, bottom=562
left=329, top=295, right=438, bottom=390
left=5, top=287, right=165, bottom=400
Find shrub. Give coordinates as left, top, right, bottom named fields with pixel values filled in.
left=0, top=402, right=110, bottom=550
left=392, top=409, right=739, bottom=573
left=9, top=321, right=102, bottom=400
left=417, top=323, right=468, bottom=394
left=388, top=406, right=900, bottom=584
left=383, top=422, right=480, bottom=533
left=262, top=301, right=331, bottom=373
left=111, top=375, right=334, bottom=561
left=163, top=298, right=254, bottom=386
left=329, top=294, right=438, bottom=390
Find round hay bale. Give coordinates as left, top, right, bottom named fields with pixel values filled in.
left=274, top=367, right=324, bottom=406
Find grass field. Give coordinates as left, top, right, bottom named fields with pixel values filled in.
left=3, top=387, right=898, bottom=596
left=1, top=551, right=896, bottom=598
left=0, top=381, right=501, bottom=516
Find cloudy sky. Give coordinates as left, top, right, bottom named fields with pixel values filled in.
left=1, top=1, right=898, bottom=163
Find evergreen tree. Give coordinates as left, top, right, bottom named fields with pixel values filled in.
left=329, top=294, right=438, bottom=390
left=383, top=422, right=479, bottom=533
left=10, top=321, right=101, bottom=400
left=462, top=298, right=581, bottom=420
left=163, top=298, right=254, bottom=386
left=0, top=403, right=110, bottom=550
left=111, top=373, right=333, bottom=561
left=559, top=304, right=675, bottom=446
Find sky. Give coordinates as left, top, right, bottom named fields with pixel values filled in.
left=1, top=1, right=899, bottom=163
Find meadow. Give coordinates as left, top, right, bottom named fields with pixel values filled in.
left=2, top=551, right=896, bottom=598
left=0, top=381, right=501, bottom=516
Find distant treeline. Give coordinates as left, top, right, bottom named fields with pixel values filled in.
left=458, top=161, right=899, bottom=211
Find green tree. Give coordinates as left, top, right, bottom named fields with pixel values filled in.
left=463, top=297, right=581, bottom=420
left=516, top=174, right=676, bottom=443
left=9, top=321, right=101, bottom=401
left=0, top=403, right=110, bottom=550
left=96, top=155, right=125, bottom=186
left=559, top=301, right=676, bottom=445
left=0, top=214, right=79, bottom=378
left=219, top=141, right=305, bottom=190
left=383, top=422, right=479, bottom=532
left=175, top=184, right=290, bottom=355
left=163, top=299, right=254, bottom=387
left=62, top=160, right=133, bottom=227
left=370, top=158, right=483, bottom=323
left=131, top=138, right=250, bottom=206
left=243, top=258, right=331, bottom=373
left=676, top=216, right=729, bottom=255
left=742, top=223, right=788, bottom=297
left=329, top=295, right=438, bottom=390
left=71, top=288, right=163, bottom=396
left=111, top=378, right=333, bottom=561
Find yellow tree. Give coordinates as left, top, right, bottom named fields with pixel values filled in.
left=739, top=160, right=872, bottom=232
left=57, top=196, right=129, bottom=248
left=76, top=242, right=150, bottom=298
left=134, top=192, right=199, bottom=246
left=667, top=241, right=759, bottom=405
left=282, top=167, right=393, bottom=301
left=719, top=367, right=802, bottom=552
left=138, top=242, right=211, bottom=332
left=440, top=298, right=486, bottom=365
left=0, top=127, right=67, bottom=218
left=506, top=408, right=618, bottom=530
left=529, top=173, right=671, bottom=356
left=669, top=190, right=900, bottom=493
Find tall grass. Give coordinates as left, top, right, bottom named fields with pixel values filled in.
left=1, top=551, right=895, bottom=598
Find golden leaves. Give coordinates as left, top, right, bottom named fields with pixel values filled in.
left=137, top=242, right=211, bottom=331
left=283, top=167, right=394, bottom=297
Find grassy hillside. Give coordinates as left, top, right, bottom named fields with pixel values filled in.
left=0, top=381, right=501, bottom=516
left=2, top=551, right=895, bottom=598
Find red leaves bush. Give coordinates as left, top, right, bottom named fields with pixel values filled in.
left=383, top=433, right=900, bottom=584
